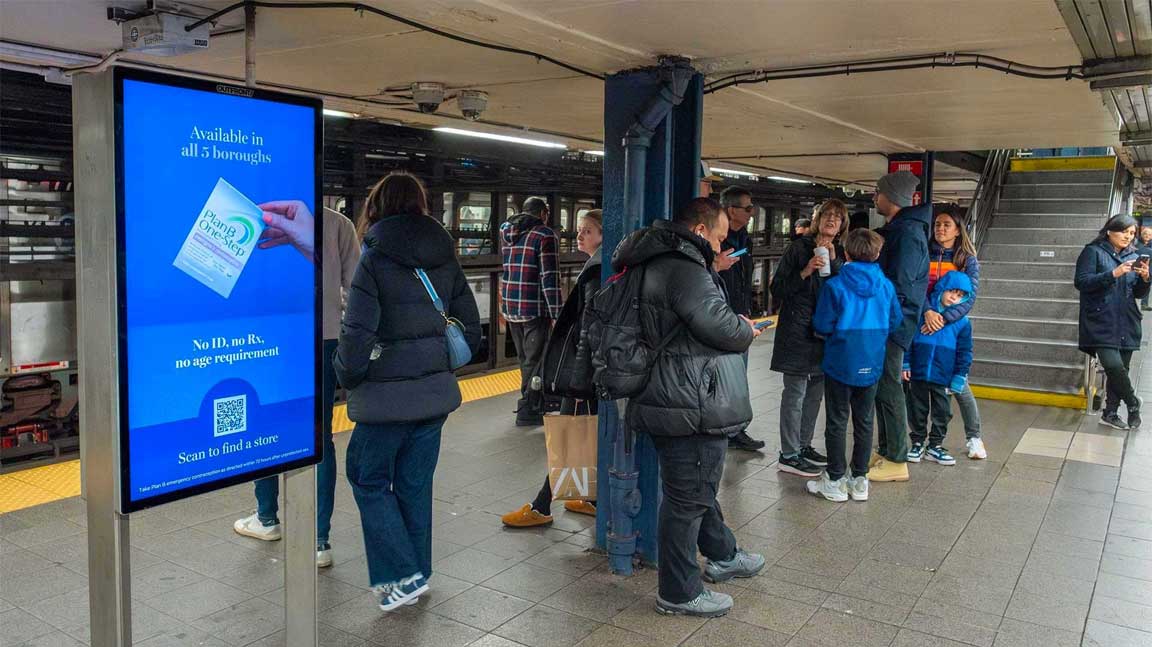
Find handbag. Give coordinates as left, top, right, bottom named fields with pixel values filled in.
left=414, top=268, right=472, bottom=370
left=544, top=403, right=598, bottom=501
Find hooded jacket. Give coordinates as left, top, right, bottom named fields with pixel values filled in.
left=500, top=213, right=562, bottom=321
left=1074, top=239, right=1150, bottom=353
left=537, top=248, right=601, bottom=400
left=336, top=214, right=481, bottom=424
left=926, top=239, right=981, bottom=324
left=611, top=220, right=755, bottom=438
left=906, top=271, right=975, bottom=386
left=769, top=236, right=844, bottom=376
left=876, top=203, right=932, bottom=349
left=812, top=261, right=901, bottom=387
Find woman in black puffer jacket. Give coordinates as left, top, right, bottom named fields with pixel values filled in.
left=335, top=172, right=480, bottom=611
left=502, top=210, right=603, bottom=528
left=769, top=199, right=847, bottom=476
left=1075, top=213, right=1150, bottom=431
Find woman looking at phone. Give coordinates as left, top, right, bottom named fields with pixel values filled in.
left=1075, top=214, right=1150, bottom=430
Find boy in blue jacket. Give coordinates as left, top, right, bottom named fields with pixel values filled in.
left=903, top=270, right=974, bottom=466
left=810, top=229, right=902, bottom=502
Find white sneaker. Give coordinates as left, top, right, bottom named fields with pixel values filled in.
left=848, top=476, right=869, bottom=501
left=805, top=472, right=848, bottom=502
left=233, top=514, right=282, bottom=541
left=966, top=438, right=988, bottom=460
left=316, top=546, right=333, bottom=568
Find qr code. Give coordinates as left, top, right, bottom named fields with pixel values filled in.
left=213, top=394, right=247, bottom=437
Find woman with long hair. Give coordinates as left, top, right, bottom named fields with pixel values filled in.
left=336, top=171, right=480, bottom=610
left=1075, top=213, right=1150, bottom=430
left=502, top=210, right=603, bottom=527
left=917, top=210, right=986, bottom=459
left=768, top=199, right=848, bottom=476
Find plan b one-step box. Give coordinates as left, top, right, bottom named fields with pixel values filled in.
left=173, top=178, right=265, bottom=298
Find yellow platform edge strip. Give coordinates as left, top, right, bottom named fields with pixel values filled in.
left=969, top=384, right=1086, bottom=410
left=1010, top=156, right=1116, bottom=172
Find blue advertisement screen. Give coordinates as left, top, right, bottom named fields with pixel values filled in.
left=119, top=75, right=320, bottom=509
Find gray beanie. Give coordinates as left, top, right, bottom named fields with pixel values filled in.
left=877, top=170, right=920, bottom=208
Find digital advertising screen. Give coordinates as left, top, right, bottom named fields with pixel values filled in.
left=114, top=68, right=322, bottom=512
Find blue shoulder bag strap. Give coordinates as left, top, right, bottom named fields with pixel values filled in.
left=414, top=268, right=447, bottom=317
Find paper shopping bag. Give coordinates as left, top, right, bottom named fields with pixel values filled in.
left=545, top=413, right=598, bottom=501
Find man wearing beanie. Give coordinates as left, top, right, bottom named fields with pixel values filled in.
left=870, top=170, right=932, bottom=482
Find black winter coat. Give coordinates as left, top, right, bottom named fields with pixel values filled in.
left=1074, top=239, right=1150, bottom=353
left=718, top=226, right=754, bottom=316
left=335, top=214, right=481, bottom=424
left=876, top=203, right=932, bottom=350
left=769, top=236, right=844, bottom=375
left=539, top=252, right=602, bottom=401
left=612, top=220, right=755, bottom=438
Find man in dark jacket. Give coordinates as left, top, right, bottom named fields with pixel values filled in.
left=871, top=170, right=931, bottom=483
left=614, top=198, right=764, bottom=618
left=500, top=197, right=562, bottom=426
left=717, top=185, right=766, bottom=451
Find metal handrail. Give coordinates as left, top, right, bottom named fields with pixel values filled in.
left=968, top=149, right=1013, bottom=250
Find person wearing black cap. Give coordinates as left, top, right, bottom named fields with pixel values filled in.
left=869, top=170, right=931, bottom=483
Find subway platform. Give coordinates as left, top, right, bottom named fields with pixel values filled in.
left=2, top=333, right=1152, bottom=647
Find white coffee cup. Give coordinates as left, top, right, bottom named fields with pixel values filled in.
left=814, top=246, right=831, bottom=277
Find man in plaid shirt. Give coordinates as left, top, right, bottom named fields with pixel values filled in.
left=501, top=196, right=563, bottom=426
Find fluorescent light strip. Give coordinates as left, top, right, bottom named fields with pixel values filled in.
left=323, top=109, right=358, bottom=119
left=767, top=175, right=811, bottom=184
left=710, top=167, right=759, bottom=178
left=434, top=127, right=567, bottom=149
left=584, top=150, right=605, bottom=156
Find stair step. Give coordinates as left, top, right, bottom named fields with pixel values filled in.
left=969, top=315, right=1078, bottom=342
left=998, top=199, right=1109, bottom=215
left=991, top=214, right=1106, bottom=229
left=981, top=261, right=1075, bottom=279
left=984, top=228, right=1096, bottom=246
left=1005, top=170, right=1115, bottom=184
left=970, top=357, right=1083, bottom=393
left=976, top=296, right=1078, bottom=319
left=1001, top=184, right=1112, bottom=200
left=977, top=278, right=1079, bottom=300
left=981, top=244, right=1082, bottom=263
left=969, top=375, right=1082, bottom=396
left=973, top=336, right=1082, bottom=364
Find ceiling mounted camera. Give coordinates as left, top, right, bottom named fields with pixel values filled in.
left=411, top=82, right=445, bottom=114
left=457, top=90, right=489, bottom=121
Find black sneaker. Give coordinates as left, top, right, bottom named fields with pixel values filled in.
left=1128, top=407, right=1141, bottom=430
left=1100, top=412, right=1128, bottom=430
left=799, top=446, right=828, bottom=466
left=777, top=454, right=821, bottom=477
left=728, top=431, right=766, bottom=451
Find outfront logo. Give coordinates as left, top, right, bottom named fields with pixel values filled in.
left=216, top=84, right=254, bottom=98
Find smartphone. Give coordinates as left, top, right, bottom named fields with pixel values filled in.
left=728, top=248, right=748, bottom=258
left=1139, top=254, right=1150, bottom=266
left=754, top=319, right=774, bottom=331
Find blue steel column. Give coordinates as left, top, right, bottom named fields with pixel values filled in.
left=597, top=60, right=702, bottom=574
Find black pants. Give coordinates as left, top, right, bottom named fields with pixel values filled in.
left=509, top=317, right=549, bottom=415
left=651, top=435, right=737, bottom=604
left=1097, top=348, right=1138, bottom=414
left=874, top=340, right=909, bottom=462
left=532, top=399, right=598, bottom=515
left=824, top=377, right=877, bottom=481
left=907, top=380, right=952, bottom=448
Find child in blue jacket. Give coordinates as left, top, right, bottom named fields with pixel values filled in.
left=810, top=229, right=901, bottom=502
left=903, top=270, right=974, bottom=466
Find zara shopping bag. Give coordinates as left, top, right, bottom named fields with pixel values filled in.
left=544, top=409, right=598, bottom=501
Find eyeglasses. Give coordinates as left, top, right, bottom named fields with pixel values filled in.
left=729, top=204, right=755, bottom=213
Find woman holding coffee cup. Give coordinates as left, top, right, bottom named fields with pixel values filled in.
left=769, top=199, right=848, bottom=476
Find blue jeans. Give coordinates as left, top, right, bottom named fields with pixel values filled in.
left=346, top=417, right=445, bottom=587
left=254, top=339, right=339, bottom=544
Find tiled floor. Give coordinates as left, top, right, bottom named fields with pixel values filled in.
left=2, top=334, right=1152, bottom=647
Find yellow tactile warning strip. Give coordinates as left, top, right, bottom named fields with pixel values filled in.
left=969, top=384, right=1085, bottom=410
left=0, top=461, right=81, bottom=513
left=1009, top=156, right=1115, bottom=172
left=2, top=319, right=780, bottom=514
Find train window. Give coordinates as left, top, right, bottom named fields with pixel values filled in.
left=457, top=192, right=491, bottom=256
left=442, top=193, right=454, bottom=227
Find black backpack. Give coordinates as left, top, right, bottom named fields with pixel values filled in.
left=584, top=263, right=681, bottom=400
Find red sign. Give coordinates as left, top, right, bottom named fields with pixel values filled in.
left=888, top=159, right=924, bottom=176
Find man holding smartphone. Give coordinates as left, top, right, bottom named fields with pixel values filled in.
left=717, top=185, right=765, bottom=451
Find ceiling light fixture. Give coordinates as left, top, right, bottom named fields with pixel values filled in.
left=323, top=109, right=358, bottom=119
left=710, top=167, right=759, bottom=178
left=767, top=175, right=811, bottom=184
left=434, top=127, right=567, bottom=149
left=584, top=150, right=605, bottom=156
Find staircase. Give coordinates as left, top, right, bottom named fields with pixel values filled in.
left=969, top=163, right=1114, bottom=394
